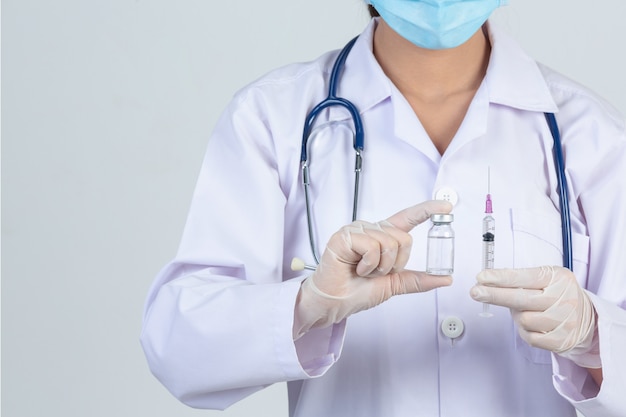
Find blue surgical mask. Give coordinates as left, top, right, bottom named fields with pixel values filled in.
left=368, top=0, right=508, bottom=50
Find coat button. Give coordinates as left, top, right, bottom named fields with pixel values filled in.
left=434, top=187, right=458, bottom=206
left=441, top=316, right=465, bottom=339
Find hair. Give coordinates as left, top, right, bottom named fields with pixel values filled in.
left=368, top=5, right=379, bottom=17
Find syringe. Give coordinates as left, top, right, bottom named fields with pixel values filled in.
left=480, top=169, right=495, bottom=318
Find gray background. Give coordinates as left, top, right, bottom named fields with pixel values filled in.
left=2, top=1, right=625, bottom=416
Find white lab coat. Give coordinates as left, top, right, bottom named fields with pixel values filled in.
left=141, top=19, right=626, bottom=417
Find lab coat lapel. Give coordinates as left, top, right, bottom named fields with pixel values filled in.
left=323, top=19, right=559, bottom=164
left=442, top=83, right=490, bottom=161
left=387, top=69, right=490, bottom=164
left=334, top=19, right=391, bottom=117
left=390, top=86, right=443, bottom=163
left=484, top=21, right=558, bottom=113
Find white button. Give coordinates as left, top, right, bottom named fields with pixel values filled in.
left=441, top=316, right=465, bottom=339
left=434, top=187, right=458, bottom=206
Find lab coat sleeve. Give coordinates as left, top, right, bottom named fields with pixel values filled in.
left=552, top=294, right=626, bottom=417
left=548, top=93, right=626, bottom=416
left=140, top=88, right=344, bottom=409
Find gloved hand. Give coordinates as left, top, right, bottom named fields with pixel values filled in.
left=293, top=200, right=453, bottom=340
left=470, top=266, right=600, bottom=368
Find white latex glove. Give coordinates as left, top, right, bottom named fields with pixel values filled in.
left=470, top=266, right=600, bottom=368
left=293, top=200, right=453, bottom=339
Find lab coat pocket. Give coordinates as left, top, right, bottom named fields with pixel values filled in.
left=510, top=209, right=590, bottom=364
left=510, top=209, right=589, bottom=269
left=511, top=209, right=564, bottom=268
left=513, top=329, right=553, bottom=365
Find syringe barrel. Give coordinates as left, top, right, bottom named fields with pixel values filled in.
left=482, top=240, right=495, bottom=269
left=482, top=214, right=495, bottom=269
left=482, top=214, right=495, bottom=236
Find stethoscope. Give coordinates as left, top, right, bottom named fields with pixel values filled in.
left=299, top=37, right=573, bottom=271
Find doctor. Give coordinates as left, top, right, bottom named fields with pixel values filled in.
left=141, top=1, right=626, bottom=416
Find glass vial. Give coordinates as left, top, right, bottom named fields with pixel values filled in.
left=426, top=213, right=455, bottom=275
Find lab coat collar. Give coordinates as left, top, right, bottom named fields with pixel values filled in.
left=334, top=19, right=392, bottom=116
left=333, top=18, right=559, bottom=123
left=485, top=22, right=559, bottom=113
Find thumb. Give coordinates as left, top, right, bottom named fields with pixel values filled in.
left=385, top=200, right=453, bottom=233
left=377, top=270, right=453, bottom=298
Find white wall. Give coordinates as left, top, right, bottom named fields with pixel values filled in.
left=2, top=1, right=624, bottom=416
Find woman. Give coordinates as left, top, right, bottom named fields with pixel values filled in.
left=141, top=1, right=626, bottom=415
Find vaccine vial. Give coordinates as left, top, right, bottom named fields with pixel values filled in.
left=426, top=213, right=455, bottom=275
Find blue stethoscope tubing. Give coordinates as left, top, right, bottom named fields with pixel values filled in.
left=546, top=113, right=573, bottom=270
left=300, top=37, right=362, bottom=265
left=300, top=37, right=573, bottom=270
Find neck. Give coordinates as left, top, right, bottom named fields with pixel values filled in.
left=372, top=20, right=491, bottom=103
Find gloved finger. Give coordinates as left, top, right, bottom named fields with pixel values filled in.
left=375, top=220, right=413, bottom=271
left=517, top=327, right=552, bottom=350
left=385, top=200, right=453, bottom=233
left=327, top=221, right=398, bottom=276
left=470, top=285, right=552, bottom=311
left=517, top=326, right=566, bottom=352
left=373, top=270, right=453, bottom=298
left=476, top=266, right=558, bottom=290
left=512, top=310, right=561, bottom=334
left=339, top=220, right=415, bottom=276
left=324, top=223, right=367, bottom=265
left=348, top=224, right=400, bottom=276
left=516, top=304, right=592, bottom=354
